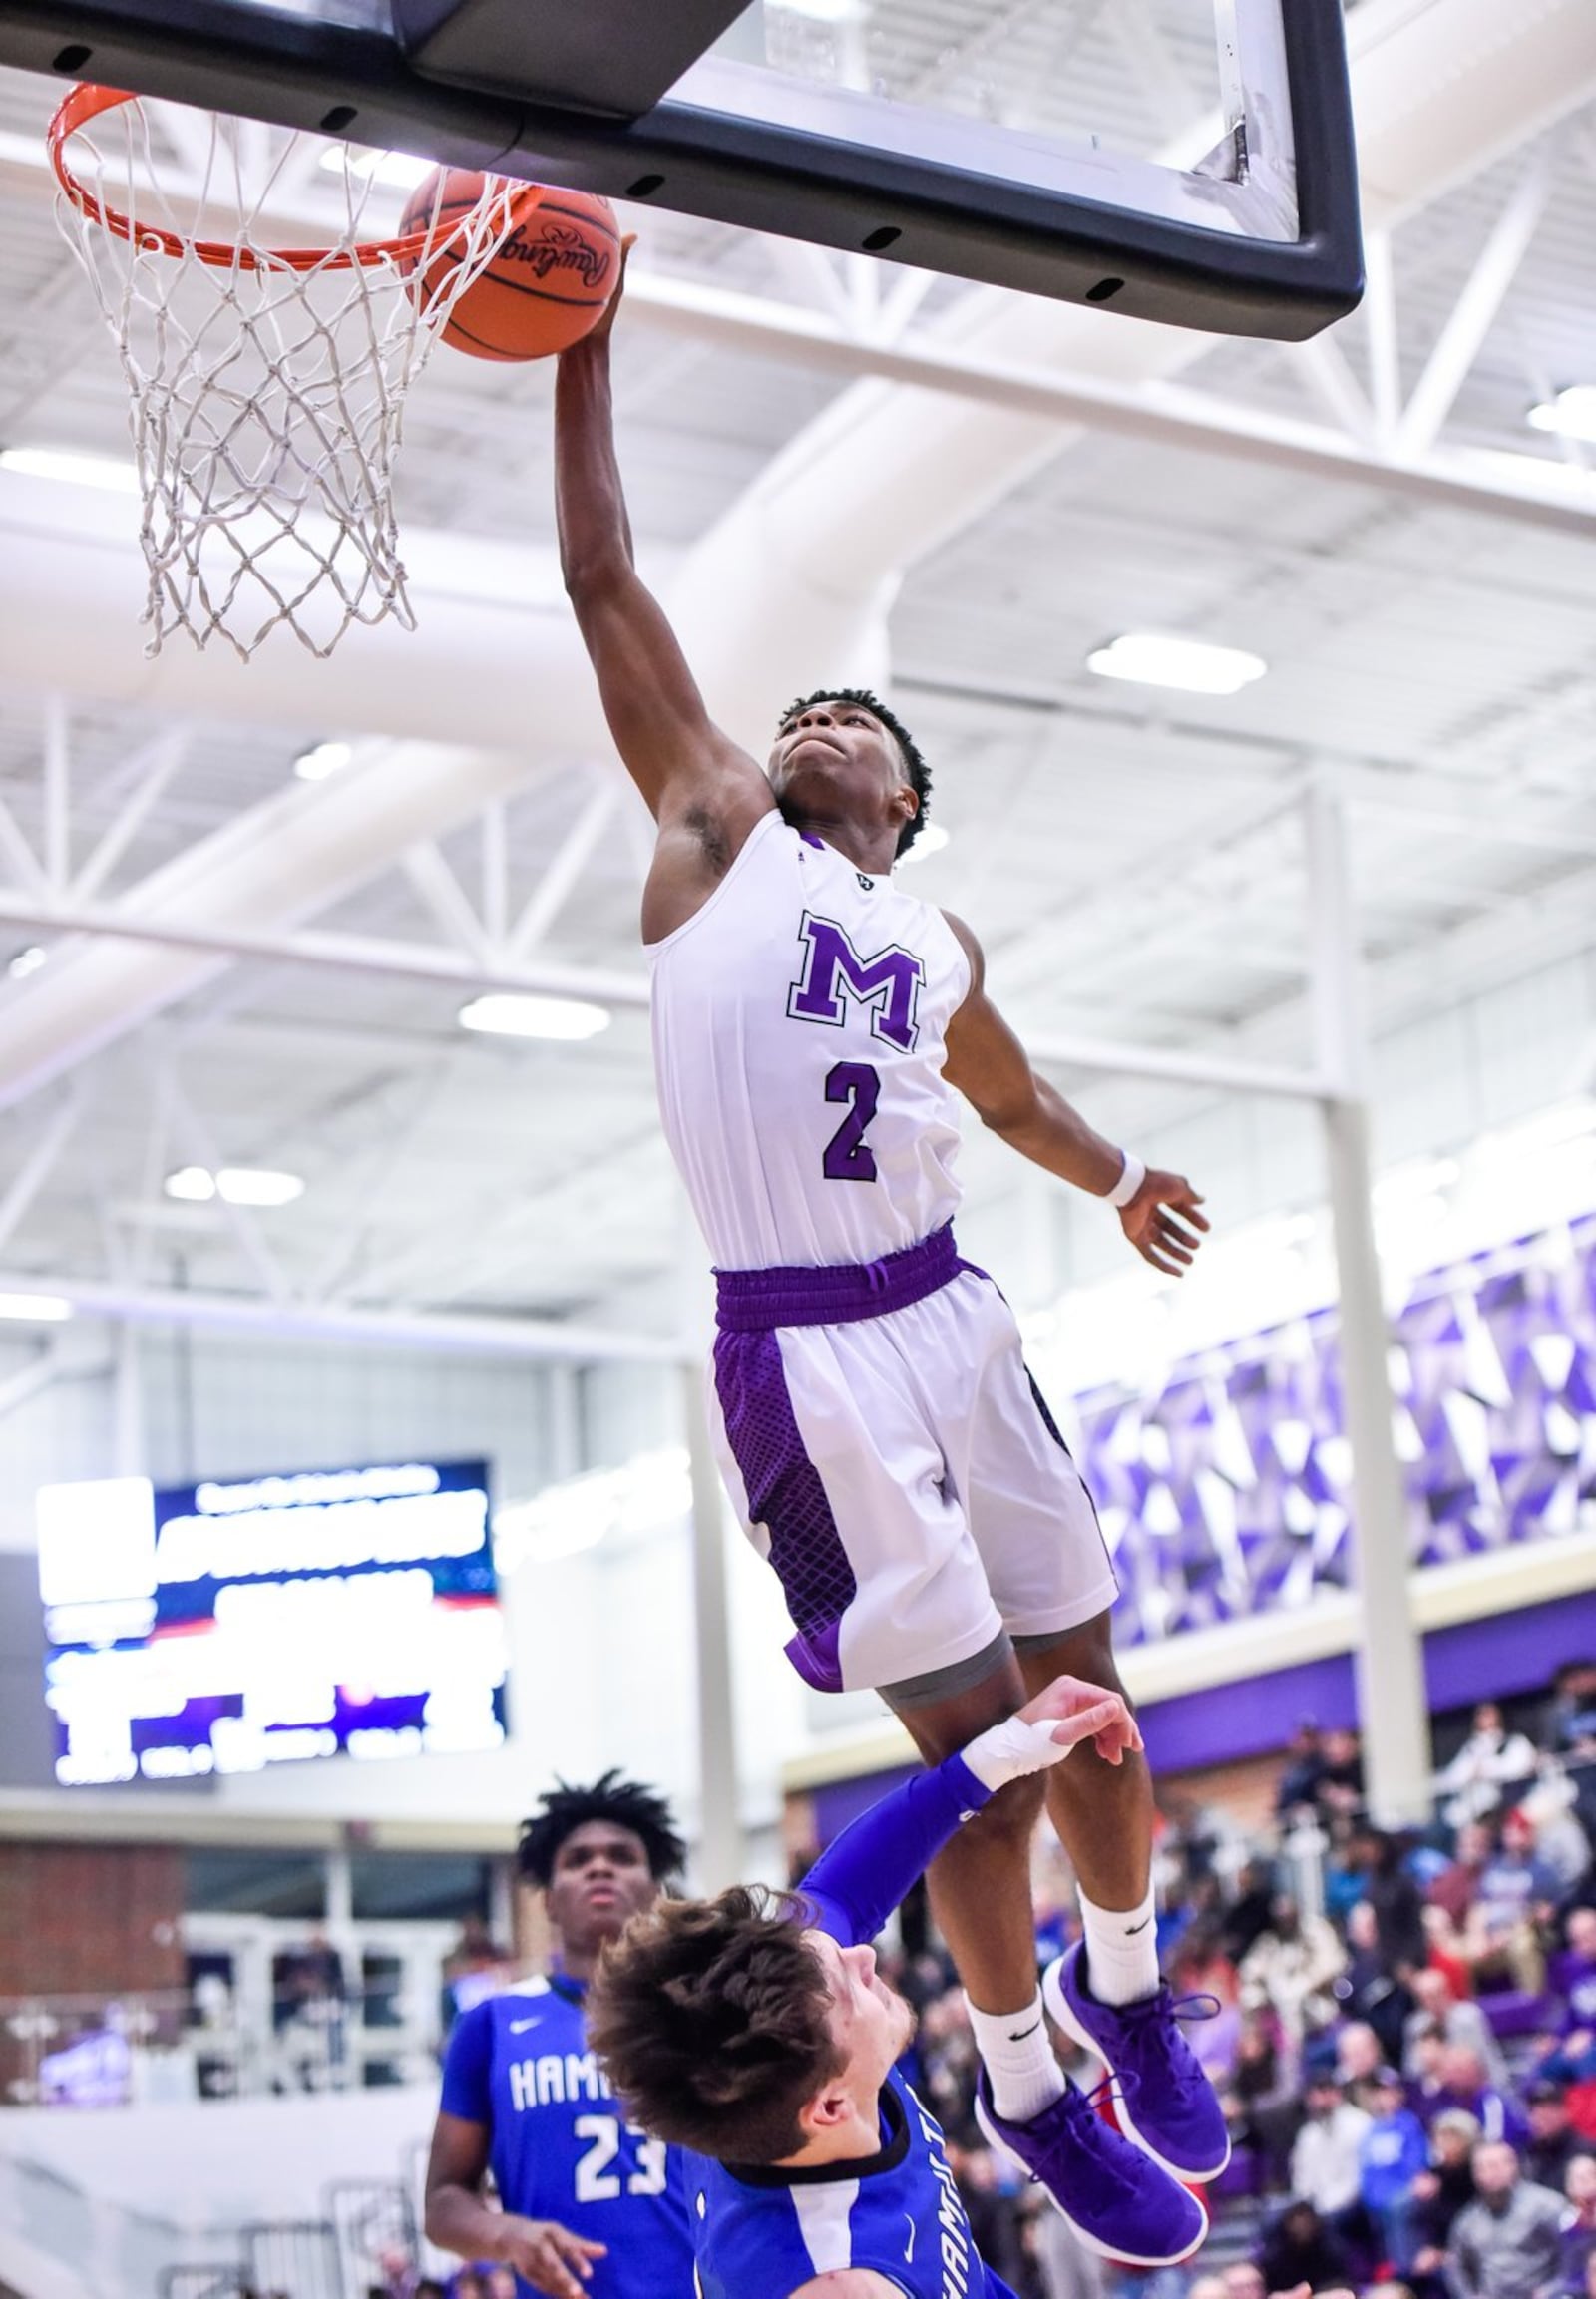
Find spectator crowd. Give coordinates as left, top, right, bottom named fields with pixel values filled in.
left=365, top=1664, right=1596, bottom=2299
left=875, top=1667, right=1596, bottom=2299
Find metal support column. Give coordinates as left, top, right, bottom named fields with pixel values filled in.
left=112, top=1319, right=144, bottom=1475
left=1305, top=778, right=1432, bottom=1826
left=684, top=1358, right=743, bottom=1892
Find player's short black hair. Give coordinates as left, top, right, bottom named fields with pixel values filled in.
left=518, top=1769, right=686, bottom=1887
left=778, top=687, right=932, bottom=859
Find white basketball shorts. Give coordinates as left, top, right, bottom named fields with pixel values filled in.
left=706, top=1262, right=1117, bottom=1698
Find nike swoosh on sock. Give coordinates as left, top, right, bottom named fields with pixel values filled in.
left=1006, top=2018, right=1042, bottom=2041
left=1124, top=1918, right=1152, bottom=1934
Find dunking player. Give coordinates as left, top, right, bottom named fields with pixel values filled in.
left=555, top=263, right=1222, bottom=2259
left=424, top=1773, right=695, bottom=2299
left=588, top=1675, right=1192, bottom=2293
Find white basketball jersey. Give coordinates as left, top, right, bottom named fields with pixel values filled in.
left=648, top=811, right=972, bottom=1272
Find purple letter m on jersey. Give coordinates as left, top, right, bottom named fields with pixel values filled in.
left=788, top=912, right=924, bottom=1052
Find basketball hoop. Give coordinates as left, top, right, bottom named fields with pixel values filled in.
left=48, top=84, right=524, bottom=659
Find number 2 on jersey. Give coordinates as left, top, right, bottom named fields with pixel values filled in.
left=822, top=1061, right=880, bottom=1182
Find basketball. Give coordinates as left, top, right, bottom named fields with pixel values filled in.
left=398, top=172, right=621, bottom=362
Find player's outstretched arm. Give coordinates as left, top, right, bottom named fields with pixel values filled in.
left=555, top=250, right=770, bottom=850
left=939, top=909, right=1209, bottom=1278
left=425, top=2111, right=606, bottom=2299
left=801, top=1675, right=1139, bottom=1949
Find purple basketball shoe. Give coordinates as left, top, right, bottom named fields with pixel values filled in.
left=974, top=2071, right=1208, bottom=2266
left=1043, top=1942, right=1231, bottom=2183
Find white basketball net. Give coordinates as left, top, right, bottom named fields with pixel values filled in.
left=50, top=89, right=519, bottom=659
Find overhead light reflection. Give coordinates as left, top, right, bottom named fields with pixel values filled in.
left=1087, top=632, right=1268, bottom=696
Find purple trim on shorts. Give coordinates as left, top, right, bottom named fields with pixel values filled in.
left=715, top=1224, right=963, bottom=1332
left=712, top=1328, right=855, bottom=1693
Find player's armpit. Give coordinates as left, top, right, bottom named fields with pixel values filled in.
left=562, top=559, right=771, bottom=831
left=787, top=2271, right=907, bottom=2299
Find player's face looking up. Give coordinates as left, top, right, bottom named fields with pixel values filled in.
left=546, top=1820, right=658, bottom=1962
left=768, top=700, right=918, bottom=853
left=803, top=1927, right=915, bottom=2106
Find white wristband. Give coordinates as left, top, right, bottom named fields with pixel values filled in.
left=962, top=1713, right=1081, bottom=1794
left=1105, top=1151, right=1146, bottom=1210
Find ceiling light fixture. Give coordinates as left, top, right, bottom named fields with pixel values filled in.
left=458, top=993, right=611, bottom=1042
left=215, top=1167, right=305, bottom=1207
left=293, top=739, right=354, bottom=782
left=0, top=445, right=141, bottom=495
left=164, top=1166, right=305, bottom=1206
left=1526, top=385, right=1596, bottom=446
left=165, top=1166, right=216, bottom=1203
left=0, top=1292, right=72, bottom=1322
left=1086, top=632, right=1268, bottom=696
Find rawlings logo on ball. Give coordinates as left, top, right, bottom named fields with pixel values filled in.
left=506, top=224, right=612, bottom=290
left=401, top=173, right=621, bottom=361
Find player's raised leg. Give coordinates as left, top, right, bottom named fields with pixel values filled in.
left=886, top=1652, right=1209, bottom=2260
left=1015, top=1615, right=1231, bottom=2185
left=886, top=1660, right=1054, bottom=2099
left=589, top=1672, right=1207, bottom=2287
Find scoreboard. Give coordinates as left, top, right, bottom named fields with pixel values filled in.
left=38, top=1460, right=505, bottom=1786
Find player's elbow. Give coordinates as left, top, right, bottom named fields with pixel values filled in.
left=561, top=545, right=629, bottom=608
left=422, top=2186, right=463, bottom=2249
left=977, top=1091, right=1044, bottom=1148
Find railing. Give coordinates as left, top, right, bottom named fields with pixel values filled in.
left=0, top=1984, right=443, bottom=2107
left=159, top=2270, right=253, bottom=2299
left=0, top=2147, right=422, bottom=2299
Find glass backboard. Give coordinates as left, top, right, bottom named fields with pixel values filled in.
left=0, top=0, right=1361, bottom=337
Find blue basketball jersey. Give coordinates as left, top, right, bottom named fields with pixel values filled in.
left=683, top=2066, right=1020, bottom=2299
left=439, top=1976, right=695, bottom=2299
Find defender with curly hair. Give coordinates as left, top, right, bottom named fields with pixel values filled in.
left=587, top=1677, right=1198, bottom=2295
left=424, top=1772, right=694, bottom=2299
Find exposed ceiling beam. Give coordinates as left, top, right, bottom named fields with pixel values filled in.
left=1027, top=1030, right=1332, bottom=1103
left=0, top=1268, right=686, bottom=1362
left=0, top=891, right=1344, bottom=1102
left=0, top=890, right=652, bottom=1007
left=1392, top=146, right=1553, bottom=460
left=625, top=269, right=1596, bottom=540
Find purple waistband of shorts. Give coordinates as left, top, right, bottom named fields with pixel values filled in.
left=714, top=1224, right=963, bottom=1332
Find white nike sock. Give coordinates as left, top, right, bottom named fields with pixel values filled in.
left=1077, top=1885, right=1160, bottom=2007
left=967, top=1991, right=1066, bottom=2123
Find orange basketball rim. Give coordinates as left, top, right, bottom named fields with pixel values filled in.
left=48, top=80, right=536, bottom=271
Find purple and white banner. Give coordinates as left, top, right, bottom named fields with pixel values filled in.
left=1071, top=1212, right=1596, bottom=1648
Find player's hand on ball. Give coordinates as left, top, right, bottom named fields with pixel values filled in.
left=497, top=2215, right=607, bottom=2299
left=585, top=232, right=636, bottom=349
left=1020, top=1674, right=1143, bottom=1767
left=1118, top=1167, right=1208, bottom=1277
